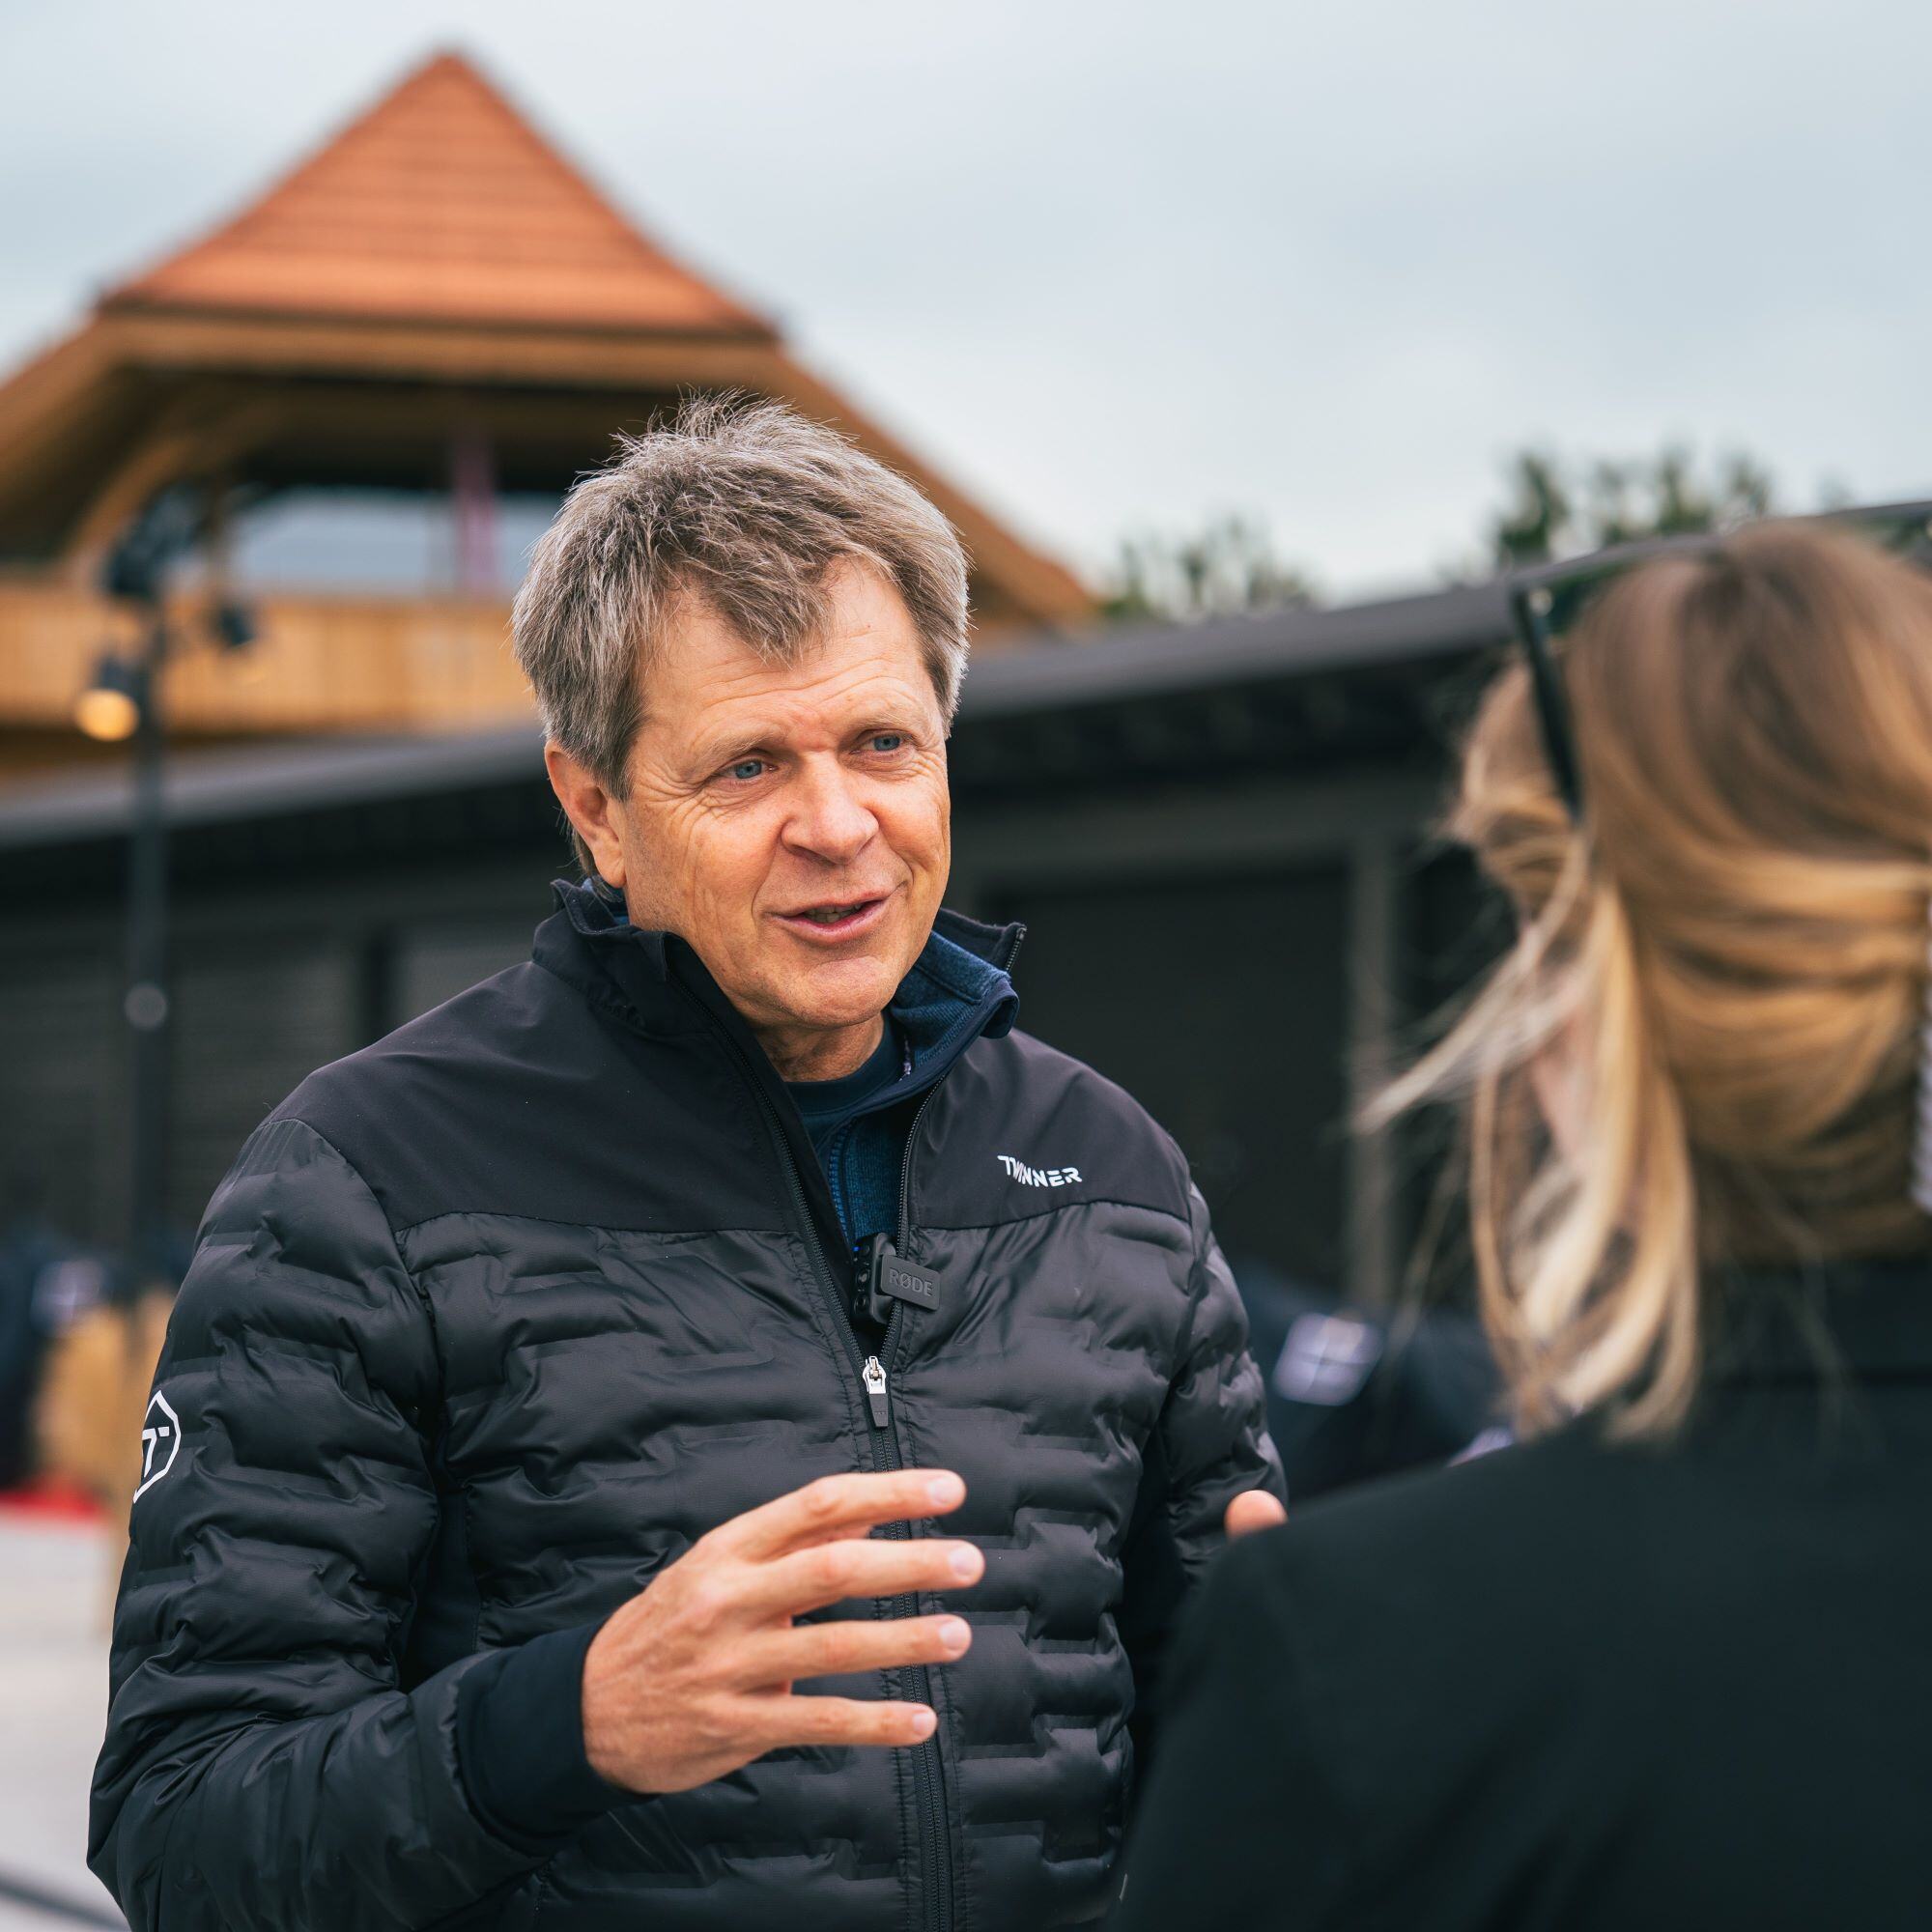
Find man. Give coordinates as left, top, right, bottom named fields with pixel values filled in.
left=91, top=399, right=1284, bottom=1931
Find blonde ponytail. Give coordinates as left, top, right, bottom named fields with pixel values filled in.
left=1381, top=523, right=1932, bottom=1437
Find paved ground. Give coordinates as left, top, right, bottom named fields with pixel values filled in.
left=0, top=1515, right=124, bottom=1927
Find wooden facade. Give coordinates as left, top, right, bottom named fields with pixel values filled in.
left=0, top=578, right=524, bottom=736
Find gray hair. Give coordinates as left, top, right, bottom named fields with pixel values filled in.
left=512, top=395, right=971, bottom=861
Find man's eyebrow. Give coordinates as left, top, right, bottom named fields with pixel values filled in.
left=846, top=697, right=935, bottom=737
left=683, top=694, right=931, bottom=773
left=687, top=736, right=771, bottom=775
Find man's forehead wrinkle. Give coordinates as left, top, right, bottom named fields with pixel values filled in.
left=683, top=658, right=929, bottom=765
left=631, top=557, right=933, bottom=781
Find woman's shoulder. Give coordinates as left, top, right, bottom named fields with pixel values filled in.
left=1208, top=1422, right=1648, bottom=1661
left=1132, top=1432, right=1642, bottom=1930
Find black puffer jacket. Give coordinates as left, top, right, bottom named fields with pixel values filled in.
left=90, top=891, right=1281, bottom=1932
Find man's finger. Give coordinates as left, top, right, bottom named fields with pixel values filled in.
left=744, top=1533, right=985, bottom=1619
left=1224, top=1489, right=1288, bottom=1539
left=736, top=1613, right=974, bottom=1688
left=712, top=1469, right=967, bottom=1562
left=747, top=1691, right=939, bottom=1753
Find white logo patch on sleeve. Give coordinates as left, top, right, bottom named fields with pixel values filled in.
left=134, top=1390, right=181, bottom=1502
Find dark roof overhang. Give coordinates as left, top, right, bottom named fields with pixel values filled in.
left=0, top=577, right=1514, bottom=894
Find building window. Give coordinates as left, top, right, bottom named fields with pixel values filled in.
left=198, top=487, right=560, bottom=595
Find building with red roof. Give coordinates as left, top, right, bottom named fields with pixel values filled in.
left=0, top=50, right=1091, bottom=777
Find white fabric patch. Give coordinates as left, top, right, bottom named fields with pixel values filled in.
left=134, top=1390, right=182, bottom=1503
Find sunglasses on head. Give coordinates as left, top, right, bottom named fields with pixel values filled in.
left=1506, top=500, right=1932, bottom=826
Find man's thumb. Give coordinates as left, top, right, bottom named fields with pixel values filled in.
left=1223, top=1489, right=1288, bottom=1540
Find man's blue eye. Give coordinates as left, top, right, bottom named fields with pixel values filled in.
left=728, top=759, right=765, bottom=782
left=870, top=733, right=906, bottom=753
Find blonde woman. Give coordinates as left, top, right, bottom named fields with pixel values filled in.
left=1117, top=518, right=1932, bottom=1930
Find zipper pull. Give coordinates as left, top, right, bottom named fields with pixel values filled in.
left=861, top=1355, right=892, bottom=1430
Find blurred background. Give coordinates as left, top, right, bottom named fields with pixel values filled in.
left=1, top=3, right=1927, bottom=1921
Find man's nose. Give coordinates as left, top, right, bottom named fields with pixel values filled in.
left=781, top=758, right=878, bottom=865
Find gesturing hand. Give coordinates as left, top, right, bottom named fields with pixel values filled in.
left=582, top=1467, right=982, bottom=1795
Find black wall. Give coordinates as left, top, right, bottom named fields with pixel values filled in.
left=994, top=864, right=1352, bottom=1288
left=0, top=749, right=1485, bottom=1304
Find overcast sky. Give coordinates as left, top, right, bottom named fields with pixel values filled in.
left=4, top=0, right=1928, bottom=598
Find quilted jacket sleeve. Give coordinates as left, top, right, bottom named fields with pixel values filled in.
left=1157, top=1184, right=1285, bottom=1575
left=1118, top=1185, right=1284, bottom=1781
left=89, top=1116, right=547, bottom=1932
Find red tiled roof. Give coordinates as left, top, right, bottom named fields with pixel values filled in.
left=109, top=51, right=769, bottom=336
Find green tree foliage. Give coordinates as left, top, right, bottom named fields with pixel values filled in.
left=1102, top=514, right=1320, bottom=622
left=1490, top=444, right=1776, bottom=567
left=1101, top=447, right=1790, bottom=625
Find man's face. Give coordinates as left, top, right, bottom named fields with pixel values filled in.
left=564, top=561, right=952, bottom=1070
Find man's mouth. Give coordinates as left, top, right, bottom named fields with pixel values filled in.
left=775, top=895, right=891, bottom=940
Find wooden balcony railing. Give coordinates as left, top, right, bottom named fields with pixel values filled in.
left=0, top=574, right=533, bottom=736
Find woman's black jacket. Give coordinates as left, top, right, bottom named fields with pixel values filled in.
left=1117, top=1261, right=1932, bottom=1930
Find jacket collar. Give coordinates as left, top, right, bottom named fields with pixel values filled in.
left=532, top=877, right=1022, bottom=1065
left=1707, top=1257, right=1932, bottom=1388
left=530, top=879, right=688, bottom=1037
left=928, top=905, right=1026, bottom=974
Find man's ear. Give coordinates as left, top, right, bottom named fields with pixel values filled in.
left=545, top=744, right=629, bottom=891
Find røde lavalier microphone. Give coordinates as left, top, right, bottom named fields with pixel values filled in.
left=855, top=1234, right=941, bottom=1328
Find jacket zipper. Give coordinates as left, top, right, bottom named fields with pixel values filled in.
left=886, top=917, right=1023, bottom=1932
left=889, top=1082, right=952, bottom=1932
left=694, top=922, right=1022, bottom=1932
left=701, top=1021, right=951, bottom=1932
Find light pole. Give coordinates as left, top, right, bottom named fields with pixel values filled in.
left=123, top=614, right=170, bottom=1281
left=76, top=488, right=256, bottom=1283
